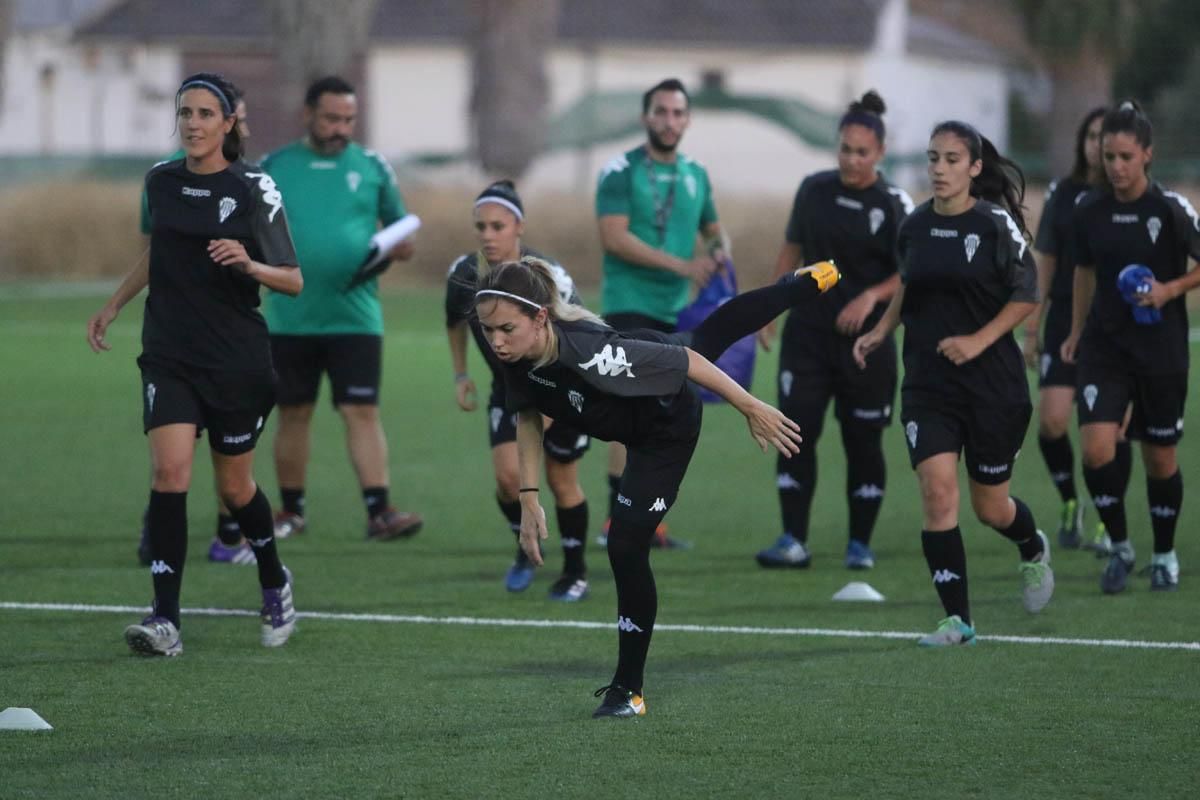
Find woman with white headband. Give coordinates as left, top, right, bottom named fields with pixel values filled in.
left=473, top=254, right=838, bottom=718
left=445, top=180, right=593, bottom=601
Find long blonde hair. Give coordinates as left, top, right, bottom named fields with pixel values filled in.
left=475, top=256, right=605, bottom=368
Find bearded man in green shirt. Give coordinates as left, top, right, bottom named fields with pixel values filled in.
left=262, top=76, right=422, bottom=542
left=594, top=78, right=730, bottom=550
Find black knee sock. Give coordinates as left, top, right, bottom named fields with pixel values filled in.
left=689, top=272, right=826, bottom=361
left=496, top=494, right=522, bottom=537
left=147, top=490, right=187, bottom=628
left=280, top=488, right=305, bottom=518
left=606, top=473, right=621, bottom=523
left=1037, top=435, right=1077, bottom=503
left=843, top=426, right=885, bottom=545
left=1114, top=439, right=1133, bottom=494
left=556, top=501, right=589, bottom=576
left=777, top=447, right=816, bottom=543
left=921, top=527, right=970, bottom=625
left=1083, top=459, right=1129, bottom=543
left=1147, top=470, right=1183, bottom=554
left=992, top=497, right=1043, bottom=561
left=363, top=486, right=389, bottom=518
left=215, top=513, right=242, bottom=546
left=231, top=487, right=287, bottom=589
left=606, top=522, right=656, bottom=693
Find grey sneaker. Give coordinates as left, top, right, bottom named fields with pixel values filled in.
left=1019, top=530, right=1055, bottom=614
left=1101, top=545, right=1135, bottom=595
left=917, top=615, right=977, bottom=647
left=1149, top=551, right=1180, bottom=592
left=124, top=615, right=182, bottom=657
left=261, top=571, right=296, bottom=647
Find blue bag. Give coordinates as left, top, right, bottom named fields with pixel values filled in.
left=1117, top=264, right=1162, bottom=325
left=676, top=259, right=757, bottom=403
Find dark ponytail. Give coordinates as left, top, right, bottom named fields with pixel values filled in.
left=1101, top=100, right=1153, bottom=151
left=931, top=120, right=1028, bottom=234
left=176, top=72, right=244, bottom=162
left=839, top=89, right=887, bottom=143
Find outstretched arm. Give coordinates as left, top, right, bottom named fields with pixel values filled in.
left=685, top=348, right=802, bottom=456
left=515, top=409, right=548, bottom=565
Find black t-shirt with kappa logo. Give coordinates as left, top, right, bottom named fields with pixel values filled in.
left=142, top=158, right=298, bottom=372
left=1073, top=183, right=1200, bottom=375
left=500, top=319, right=694, bottom=445
left=784, top=169, right=914, bottom=329
left=1033, top=176, right=1091, bottom=302
left=897, top=199, right=1038, bottom=406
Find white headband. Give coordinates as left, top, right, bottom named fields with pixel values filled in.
left=475, top=289, right=543, bottom=311
left=474, top=196, right=524, bottom=221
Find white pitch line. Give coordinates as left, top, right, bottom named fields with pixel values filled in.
left=2, top=601, right=1197, bottom=652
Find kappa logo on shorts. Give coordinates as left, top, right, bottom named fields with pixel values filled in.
left=490, top=407, right=504, bottom=433
left=145, top=383, right=156, bottom=413
left=218, top=196, right=237, bottom=223
left=346, top=170, right=362, bottom=193
left=869, top=207, right=886, bottom=235
left=567, top=389, right=584, bottom=413
left=579, top=344, right=635, bottom=378
left=780, top=370, right=793, bottom=398
left=977, top=463, right=1009, bottom=475
left=649, top=497, right=668, bottom=512
left=1083, top=384, right=1099, bottom=411
left=616, top=493, right=632, bottom=507
left=617, top=616, right=644, bottom=633
left=1040, top=353, right=1052, bottom=378
left=149, top=560, right=175, bottom=575
left=1147, top=216, right=1162, bottom=244
left=963, top=233, right=981, bottom=263
left=905, top=421, right=918, bottom=449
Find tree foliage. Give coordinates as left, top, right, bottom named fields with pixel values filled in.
left=265, top=0, right=379, bottom=108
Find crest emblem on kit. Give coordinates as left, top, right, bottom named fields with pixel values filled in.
left=683, top=173, right=697, bottom=198
left=780, top=370, right=793, bottom=398
left=1083, top=384, right=1099, bottom=411
left=218, top=196, right=237, bottom=223
left=146, top=382, right=156, bottom=413
left=905, top=421, right=918, bottom=449
left=1147, top=216, right=1162, bottom=243
left=869, top=207, right=885, bottom=235
left=963, top=233, right=981, bottom=263
left=568, top=389, right=584, bottom=413
left=346, top=170, right=362, bottom=193
left=1040, top=353, right=1051, bottom=378
left=490, top=407, right=504, bottom=433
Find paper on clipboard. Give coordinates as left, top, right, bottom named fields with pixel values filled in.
left=346, top=214, right=421, bottom=289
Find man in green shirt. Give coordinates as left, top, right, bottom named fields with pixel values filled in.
left=262, top=76, right=422, bottom=542
left=595, top=78, right=729, bottom=549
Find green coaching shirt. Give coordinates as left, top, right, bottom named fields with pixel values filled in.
left=261, top=141, right=406, bottom=336
left=595, top=144, right=718, bottom=324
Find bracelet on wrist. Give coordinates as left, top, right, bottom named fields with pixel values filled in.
left=519, top=487, right=539, bottom=494
left=454, top=373, right=469, bottom=383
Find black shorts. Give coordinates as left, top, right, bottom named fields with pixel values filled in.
left=604, top=312, right=676, bottom=335
left=270, top=334, right=382, bottom=407
left=486, top=391, right=591, bottom=464
left=778, top=316, right=897, bottom=433
left=901, top=396, right=1032, bottom=485
left=1076, top=362, right=1187, bottom=445
left=138, top=356, right=275, bottom=456
left=612, top=423, right=702, bottom=534
left=1038, top=301, right=1076, bottom=389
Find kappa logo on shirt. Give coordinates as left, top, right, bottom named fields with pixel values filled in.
left=181, top=186, right=211, bottom=198
left=964, top=233, right=981, bottom=263
left=579, top=344, right=636, bottom=378
left=1083, top=384, right=1099, bottom=412
left=836, top=195, right=864, bottom=211
left=244, top=171, right=284, bottom=222
left=218, top=196, right=237, bottom=224
left=1147, top=216, right=1162, bottom=244
left=567, top=389, right=584, bottom=413
left=869, top=207, right=885, bottom=235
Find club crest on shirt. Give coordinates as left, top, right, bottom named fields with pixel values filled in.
left=568, top=389, right=584, bottom=413
left=346, top=170, right=362, bottom=193
left=218, top=196, right=237, bottom=223
left=683, top=173, right=697, bottom=198
left=963, top=233, right=981, bottom=263
left=1083, top=384, right=1099, bottom=411
left=869, top=207, right=885, bottom=235
left=1147, top=216, right=1162, bottom=244
left=905, top=421, right=918, bottom=449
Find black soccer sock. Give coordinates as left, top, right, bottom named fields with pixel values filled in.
left=231, top=487, right=287, bottom=589
left=992, top=496, right=1043, bottom=561
left=921, top=527, right=970, bottom=625
left=1037, top=434, right=1077, bottom=503
left=843, top=424, right=885, bottom=545
left=496, top=494, right=522, bottom=537
left=215, top=513, right=242, bottom=546
left=556, top=501, right=589, bottom=576
left=689, top=272, right=826, bottom=361
left=777, top=447, right=816, bottom=543
left=1083, top=459, right=1129, bottom=543
left=606, top=521, right=657, bottom=693
left=1114, top=439, right=1133, bottom=495
left=147, top=490, right=187, bottom=628
left=606, top=473, right=621, bottom=523
left=280, top=487, right=305, bottom=518
left=1147, top=470, right=1183, bottom=554
left=363, top=486, right=389, bottom=518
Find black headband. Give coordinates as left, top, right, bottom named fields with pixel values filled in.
left=178, top=79, right=233, bottom=116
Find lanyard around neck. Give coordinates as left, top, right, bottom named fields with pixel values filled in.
left=643, top=148, right=679, bottom=245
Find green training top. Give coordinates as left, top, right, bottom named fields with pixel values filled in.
left=261, top=140, right=406, bottom=336
left=595, top=144, right=718, bottom=324
left=140, top=149, right=185, bottom=234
